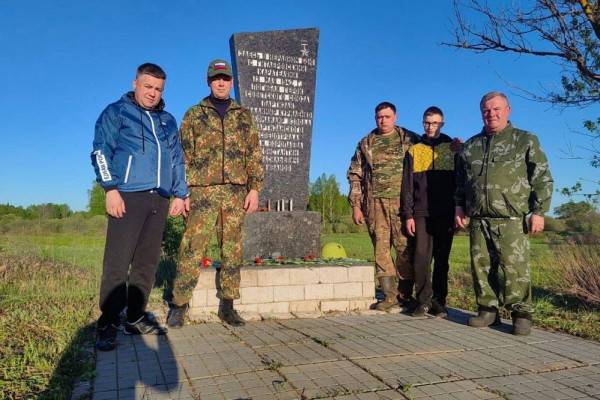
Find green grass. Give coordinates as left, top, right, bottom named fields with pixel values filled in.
left=0, top=233, right=102, bottom=399
left=325, top=233, right=600, bottom=341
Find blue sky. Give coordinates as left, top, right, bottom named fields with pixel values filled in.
left=1, top=0, right=597, bottom=212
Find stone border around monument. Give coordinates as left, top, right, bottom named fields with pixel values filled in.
left=188, top=264, right=375, bottom=321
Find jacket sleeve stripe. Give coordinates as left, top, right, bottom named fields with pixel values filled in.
left=93, top=150, right=113, bottom=182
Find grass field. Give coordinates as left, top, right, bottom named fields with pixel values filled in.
left=1, top=229, right=598, bottom=399
left=0, top=233, right=104, bottom=399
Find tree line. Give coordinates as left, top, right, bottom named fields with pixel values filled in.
left=1, top=177, right=598, bottom=239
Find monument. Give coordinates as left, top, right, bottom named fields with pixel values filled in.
left=230, top=28, right=321, bottom=259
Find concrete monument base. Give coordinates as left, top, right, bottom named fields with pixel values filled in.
left=188, top=263, right=375, bottom=322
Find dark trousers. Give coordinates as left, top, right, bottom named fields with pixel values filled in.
left=97, top=191, right=169, bottom=328
left=413, top=215, right=454, bottom=307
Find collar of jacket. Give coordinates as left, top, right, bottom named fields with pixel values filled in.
left=199, top=96, right=241, bottom=112
left=124, top=91, right=165, bottom=112
left=361, top=126, right=413, bottom=167
left=365, top=125, right=408, bottom=145
left=420, top=132, right=452, bottom=146
left=479, top=121, right=514, bottom=137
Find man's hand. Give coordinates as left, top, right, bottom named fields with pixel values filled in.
left=529, top=214, right=544, bottom=234
left=244, top=189, right=259, bottom=213
left=405, top=218, right=416, bottom=237
left=352, top=206, right=364, bottom=225
left=454, top=206, right=466, bottom=229
left=106, top=189, right=126, bottom=218
left=169, top=198, right=188, bottom=217
left=450, top=137, right=464, bottom=153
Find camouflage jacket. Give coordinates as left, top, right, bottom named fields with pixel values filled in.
left=455, top=123, right=553, bottom=218
left=180, top=97, right=264, bottom=191
left=347, top=126, right=419, bottom=211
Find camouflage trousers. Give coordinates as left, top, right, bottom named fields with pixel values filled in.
left=171, top=184, right=247, bottom=306
left=469, top=217, right=532, bottom=314
left=366, top=197, right=415, bottom=298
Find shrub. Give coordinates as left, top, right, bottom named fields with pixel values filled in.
left=332, top=222, right=349, bottom=234
left=544, top=216, right=567, bottom=232
left=554, top=244, right=600, bottom=306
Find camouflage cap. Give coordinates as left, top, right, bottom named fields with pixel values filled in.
left=207, top=59, right=233, bottom=78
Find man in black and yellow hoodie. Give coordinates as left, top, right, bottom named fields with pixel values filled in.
left=401, top=106, right=456, bottom=317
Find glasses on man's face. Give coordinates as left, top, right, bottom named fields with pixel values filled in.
left=423, top=121, right=442, bottom=127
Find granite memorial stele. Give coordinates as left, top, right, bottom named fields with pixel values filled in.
left=230, top=28, right=321, bottom=260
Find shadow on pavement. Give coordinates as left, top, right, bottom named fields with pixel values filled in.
left=92, top=324, right=182, bottom=400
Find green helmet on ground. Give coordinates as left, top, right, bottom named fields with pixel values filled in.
left=321, top=242, right=347, bottom=259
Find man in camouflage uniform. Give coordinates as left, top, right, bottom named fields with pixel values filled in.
left=167, top=59, right=264, bottom=327
left=455, top=91, right=553, bottom=335
left=348, top=102, right=419, bottom=311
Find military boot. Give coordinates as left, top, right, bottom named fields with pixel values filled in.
left=167, top=303, right=188, bottom=329
left=375, top=277, right=399, bottom=311
left=468, top=306, right=500, bottom=328
left=218, top=299, right=245, bottom=326
left=512, top=311, right=532, bottom=336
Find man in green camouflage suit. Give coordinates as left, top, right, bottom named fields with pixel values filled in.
left=347, top=102, right=419, bottom=311
left=167, top=59, right=264, bottom=327
left=455, top=91, right=553, bottom=335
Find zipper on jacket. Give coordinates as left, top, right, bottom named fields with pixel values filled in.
left=220, top=111, right=227, bottom=184
left=146, top=111, right=162, bottom=188
left=124, top=155, right=133, bottom=184
left=483, top=135, right=493, bottom=214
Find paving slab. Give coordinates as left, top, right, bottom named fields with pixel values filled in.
left=225, top=320, right=308, bottom=347
left=479, top=344, right=586, bottom=372
left=176, top=347, right=265, bottom=380
left=255, top=339, right=343, bottom=366
left=188, top=370, right=298, bottom=400
left=329, top=333, right=465, bottom=359
left=355, top=351, right=527, bottom=388
left=403, top=380, right=502, bottom=399
left=475, top=365, right=600, bottom=399
left=531, top=337, right=600, bottom=365
left=280, top=360, right=389, bottom=399
left=91, top=312, right=600, bottom=400
left=319, top=390, right=407, bottom=399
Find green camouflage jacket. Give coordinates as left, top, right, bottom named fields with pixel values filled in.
left=455, top=123, right=553, bottom=218
left=180, top=97, right=264, bottom=191
left=347, top=126, right=419, bottom=211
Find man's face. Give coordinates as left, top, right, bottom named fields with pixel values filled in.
left=423, top=114, right=444, bottom=138
left=132, top=74, right=165, bottom=109
left=375, top=107, right=397, bottom=134
left=208, top=74, right=233, bottom=99
left=480, top=96, right=511, bottom=134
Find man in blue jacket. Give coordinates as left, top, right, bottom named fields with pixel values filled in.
left=91, top=63, right=189, bottom=351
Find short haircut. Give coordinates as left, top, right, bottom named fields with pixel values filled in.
left=375, top=101, right=396, bottom=114
left=423, top=106, right=444, bottom=120
left=480, top=91, right=509, bottom=108
left=136, top=63, right=167, bottom=80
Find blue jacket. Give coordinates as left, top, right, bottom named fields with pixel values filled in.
left=91, top=92, right=188, bottom=198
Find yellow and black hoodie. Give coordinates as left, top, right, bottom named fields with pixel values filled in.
left=401, top=133, right=456, bottom=219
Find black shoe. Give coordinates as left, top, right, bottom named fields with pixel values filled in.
left=468, top=306, right=500, bottom=328
left=430, top=300, right=448, bottom=318
left=167, top=304, right=188, bottom=329
left=512, top=312, right=532, bottom=335
left=411, top=303, right=430, bottom=317
left=125, top=312, right=167, bottom=335
left=218, top=299, right=245, bottom=326
left=398, top=297, right=417, bottom=313
left=96, top=324, right=118, bottom=351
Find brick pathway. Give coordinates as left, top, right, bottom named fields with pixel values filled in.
left=91, top=309, right=600, bottom=399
